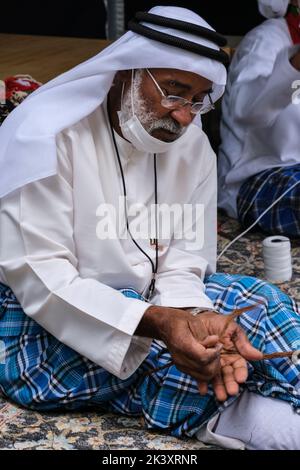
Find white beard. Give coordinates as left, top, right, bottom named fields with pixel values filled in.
left=121, top=70, right=185, bottom=140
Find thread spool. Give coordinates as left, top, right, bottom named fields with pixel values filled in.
left=262, top=235, right=292, bottom=283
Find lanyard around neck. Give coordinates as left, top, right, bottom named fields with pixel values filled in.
left=107, top=97, right=159, bottom=301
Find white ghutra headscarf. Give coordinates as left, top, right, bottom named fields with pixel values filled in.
left=257, top=0, right=290, bottom=18
left=0, top=6, right=227, bottom=198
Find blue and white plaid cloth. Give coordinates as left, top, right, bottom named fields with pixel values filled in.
left=1, top=274, right=300, bottom=438
left=237, top=164, right=300, bottom=237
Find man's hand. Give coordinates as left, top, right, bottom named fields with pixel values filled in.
left=192, top=311, right=263, bottom=401
left=135, top=306, right=263, bottom=401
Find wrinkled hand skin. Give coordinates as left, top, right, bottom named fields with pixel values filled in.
left=187, top=311, right=263, bottom=401
left=136, top=307, right=263, bottom=402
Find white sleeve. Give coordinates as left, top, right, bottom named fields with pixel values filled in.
left=228, top=33, right=300, bottom=128
left=0, top=138, right=152, bottom=380
left=151, top=152, right=217, bottom=310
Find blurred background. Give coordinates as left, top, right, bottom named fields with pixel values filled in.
left=1, top=0, right=263, bottom=41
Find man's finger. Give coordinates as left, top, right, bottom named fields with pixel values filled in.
left=200, top=335, right=221, bottom=348
left=197, top=346, right=222, bottom=367
left=181, top=336, right=222, bottom=367
left=221, top=363, right=240, bottom=396
left=232, top=357, right=248, bottom=383
left=227, top=324, right=263, bottom=360
left=212, top=374, right=228, bottom=402
left=197, top=381, right=208, bottom=395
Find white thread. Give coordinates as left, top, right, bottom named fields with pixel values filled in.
left=217, top=178, right=300, bottom=261
left=262, top=235, right=292, bottom=283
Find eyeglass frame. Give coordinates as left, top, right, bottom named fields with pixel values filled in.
left=146, top=68, right=215, bottom=115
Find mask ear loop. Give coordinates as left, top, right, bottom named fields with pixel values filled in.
left=119, top=81, right=125, bottom=124
left=121, top=81, right=125, bottom=106
left=130, top=69, right=135, bottom=117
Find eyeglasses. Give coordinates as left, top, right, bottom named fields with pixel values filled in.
left=146, top=69, right=215, bottom=115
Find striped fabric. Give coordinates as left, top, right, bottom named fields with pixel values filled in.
left=237, top=165, right=300, bottom=237
left=1, top=274, right=300, bottom=438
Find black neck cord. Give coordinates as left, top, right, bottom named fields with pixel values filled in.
left=107, top=96, right=158, bottom=301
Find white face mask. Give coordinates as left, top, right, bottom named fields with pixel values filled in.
left=117, top=70, right=182, bottom=154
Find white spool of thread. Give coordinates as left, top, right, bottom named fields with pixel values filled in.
left=262, top=235, right=292, bottom=283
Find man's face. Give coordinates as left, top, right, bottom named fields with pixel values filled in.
left=121, top=68, right=213, bottom=143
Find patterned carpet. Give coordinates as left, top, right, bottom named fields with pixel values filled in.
left=217, top=211, right=300, bottom=301
left=0, top=212, right=300, bottom=450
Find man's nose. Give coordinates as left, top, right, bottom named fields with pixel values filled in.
left=170, top=105, right=194, bottom=127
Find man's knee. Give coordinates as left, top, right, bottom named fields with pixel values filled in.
left=216, top=390, right=300, bottom=450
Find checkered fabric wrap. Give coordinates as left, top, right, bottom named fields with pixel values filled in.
left=237, top=165, right=300, bottom=237
left=1, top=274, right=300, bottom=438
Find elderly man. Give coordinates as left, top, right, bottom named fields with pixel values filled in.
left=218, top=0, right=300, bottom=237
left=0, top=6, right=300, bottom=450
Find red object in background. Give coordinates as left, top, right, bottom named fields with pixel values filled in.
left=0, top=75, right=42, bottom=125
left=4, top=75, right=41, bottom=100
left=286, top=11, right=300, bottom=44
